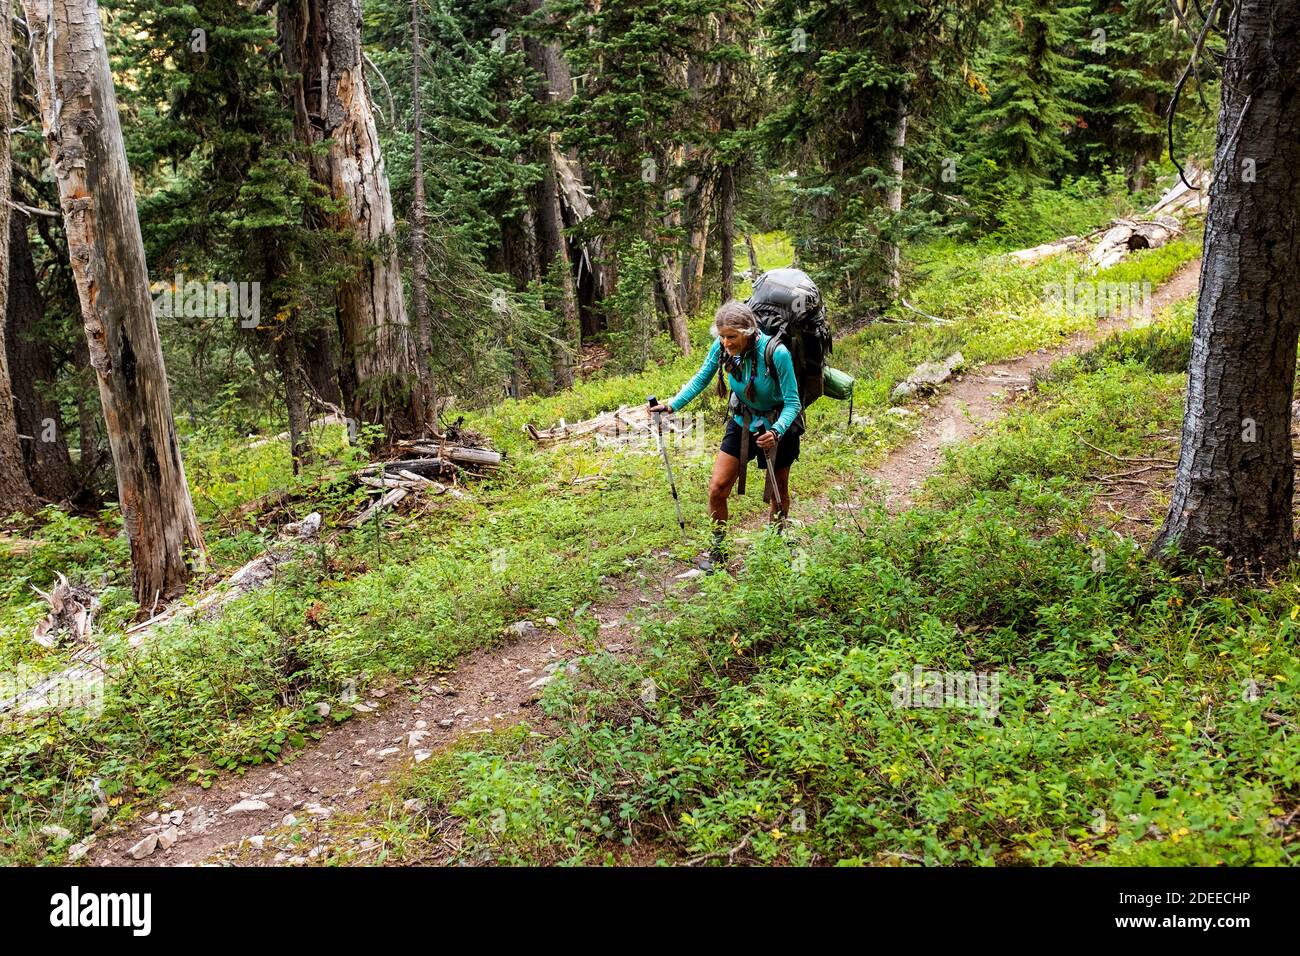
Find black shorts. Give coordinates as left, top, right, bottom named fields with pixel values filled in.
left=721, top=417, right=800, bottom=471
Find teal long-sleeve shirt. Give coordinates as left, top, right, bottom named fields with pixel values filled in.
left=667, top=331, right=802, bottom=436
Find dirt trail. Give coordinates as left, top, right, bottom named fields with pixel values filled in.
left=870, top=261, right=1199, bottom=510
left=86, top=259, right=1200, bottom=867
left=87, top=564, right=700, bottom=866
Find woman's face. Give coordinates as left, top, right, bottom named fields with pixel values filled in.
left=718, top=326, right=750, bottom=356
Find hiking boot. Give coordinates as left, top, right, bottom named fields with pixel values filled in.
left=696, top=544, right=728, bottom=575
left=698, top=530, right=728, bottom=574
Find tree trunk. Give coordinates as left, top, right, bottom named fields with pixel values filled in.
left=0, top=0, right=39, bottom=513
left=656, top=137, right=691, bottom=354
left=276, top=331, right=313, bottom=473
left=261, top=236, right=314, bottom=472
left=1152, top=0, right=1300, bottom=573
left=719, top=164, right=737, bottom=301
left=6, top=208, right=76, bottom=501
left=73, top=337, right=102, bottom=485
left=539, top=139, right=580, bottom=390
left=657, top=263, right=691, bottom=355
left=884, top=95, right=908, bottom=297
left=279, top=0, right=425, bottom=440
left=744, top=233, right=760, bottom=276
left=300, top=319, right=342, bottom=408
left=681, top=172, right=715, bottom=314
left=409, top=0, right=435, bottom=422
left=21, top=0, right=204, bottom=604
left=523, top=14, right=582, bottom=390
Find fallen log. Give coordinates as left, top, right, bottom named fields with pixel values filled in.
left=1006, top=236, right=1088, bottom=267
left=1088, top=216, right=1182, bottom=270
left=1007, top=205, right=1190, bottom=270
left=358, top=475, right=412, bottom=489
left=396, top=469, right=436, bottom=486
left=347, top=487, right=409, bottom=528
left=246, top=412, right=348, bottom=449
left=403, top=445, right=501, bottom=468
left=524, top=417, right=602, bottom=446
left=381, top=457, right=453, bottom=477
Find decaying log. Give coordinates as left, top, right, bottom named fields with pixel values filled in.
left=1088, top=216, right=1182, bottom=270
left=247, top=413, right=348, bottom=449
left=2, top=519, right=321, bottom=718
left=1006, top=236, right=1089, bottom=266
left=396, top=469, right=435, bottom=486
left=345, top=434, right=495, bottom=521
left=1008, top=202, right=1191, bottom=270
left=403, top=445, right=501, bottom=468
left=359, top=475, right=411, bottom=489
left=381, top=457, right=452, bottom=477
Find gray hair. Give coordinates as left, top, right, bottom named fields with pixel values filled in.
left=713, top=300, right=758, bottom=339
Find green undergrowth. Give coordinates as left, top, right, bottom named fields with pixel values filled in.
left=377, top=296, right=1298, bottom=866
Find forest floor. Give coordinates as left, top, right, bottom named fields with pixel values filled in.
left=86, top=259, right=1202, bottom=866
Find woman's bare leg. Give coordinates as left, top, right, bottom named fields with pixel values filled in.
left=708, top=451, right=742, bottom=522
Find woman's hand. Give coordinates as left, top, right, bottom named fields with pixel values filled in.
left=648, top=402, right=673, bottom=415
left=756, top=429, right=778, bottom=452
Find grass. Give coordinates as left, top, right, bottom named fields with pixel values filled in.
left=0, top=192, right=1205, bottom=863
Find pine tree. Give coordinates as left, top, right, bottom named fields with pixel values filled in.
left=760, top=0, right=990, bottom=308
left=964, top=1, right=1100, bottom=181
left=1077, top=0, right=1188, bottom=186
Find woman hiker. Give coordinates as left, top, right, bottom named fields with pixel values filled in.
left=649, top=300, right=802, bottom=572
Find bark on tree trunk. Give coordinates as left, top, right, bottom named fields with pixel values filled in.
left=300, top=319, right=342, bottom=407
left=526, top=0, right=610, bottom=335
left=261, top=236, right=314, bottom=472
left=6, top=208, right=76, bottom=501
left=0, top=0, right=39, bottom=513
left=744, top=233, right=760, bottom=276
left=1152, top=0, right=1300, bottom=573
left=522, top=15, right=582, bottom=390
left=885, top=95, right=908, bottom=297
left=279, top=0, right=425, bottom=440
left=21, top=0, right=204, bottom=603
left=73, top=337, right=101, bottom=483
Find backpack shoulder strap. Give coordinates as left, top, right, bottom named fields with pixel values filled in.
left=764, top=334, right=780, bottom=378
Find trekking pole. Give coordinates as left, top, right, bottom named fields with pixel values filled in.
left=756, top=425, right=784, bottom=512
left=647, top=396, right=686, bottom=536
